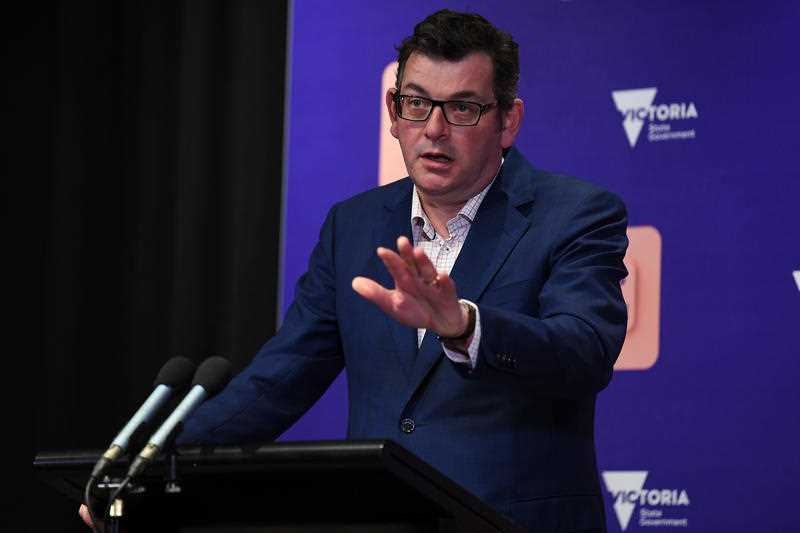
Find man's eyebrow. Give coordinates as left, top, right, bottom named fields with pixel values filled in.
left=401, top=83, right=484, bottom=101
left=448, top=90, right=482, bottom=101
left=401, top=83, right=430, bottom=96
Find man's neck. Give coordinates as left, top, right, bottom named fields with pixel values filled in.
left=417, top=194, right=465, bottom=240
left=416, top=160, right=503, bottom=239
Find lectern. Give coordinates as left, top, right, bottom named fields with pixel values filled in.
left=35, top=440, right=525, bottom=532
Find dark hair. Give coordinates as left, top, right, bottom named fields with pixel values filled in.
left=395, top=10, right=519, bottom=111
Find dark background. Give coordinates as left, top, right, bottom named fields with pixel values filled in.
left=8, top=1, right=288, bottom=530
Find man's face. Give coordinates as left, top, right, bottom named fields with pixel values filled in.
left=387, top=51, right=522, bottom=205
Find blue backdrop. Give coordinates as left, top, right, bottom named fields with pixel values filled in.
left=278, top=2, right=800, bottom=531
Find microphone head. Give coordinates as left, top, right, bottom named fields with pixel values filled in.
left=191, top=356, right=232, bottom=396
left=154, top=356, right=197, bottom=387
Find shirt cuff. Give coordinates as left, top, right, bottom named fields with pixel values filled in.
left=441, top=299, right=481, bottom=369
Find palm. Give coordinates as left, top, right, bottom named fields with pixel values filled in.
left=385, top=287, right=432, bottom=328
left=351, top=236, right=466, bottom=337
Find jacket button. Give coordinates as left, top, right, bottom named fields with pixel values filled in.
left=497, top=353, right=516, bottom=368
left=400, top=418, right=415, bottom=434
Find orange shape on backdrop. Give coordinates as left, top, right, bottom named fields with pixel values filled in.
left=617, top=226, right=661, bottom=370
left=379, top=63, right=406, bottom=186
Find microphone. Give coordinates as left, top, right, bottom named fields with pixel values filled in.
left=126, top=356, right=232, bottom=479
left=90, top=356, right=196, bottom=479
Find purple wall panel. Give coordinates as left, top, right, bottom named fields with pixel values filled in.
left=280, top=1, right=800, bottom=530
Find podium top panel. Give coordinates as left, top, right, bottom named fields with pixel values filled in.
left=35, top=440, right=525, bottom=532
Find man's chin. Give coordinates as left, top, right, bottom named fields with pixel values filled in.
left=410, top=172, right=455, bottom=194
left=411, top=162, right=458, bottom=183
left=412, top=182, right=466, bottom=206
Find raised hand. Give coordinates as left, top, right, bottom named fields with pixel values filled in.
left=351, top=236, right=468, bottom=338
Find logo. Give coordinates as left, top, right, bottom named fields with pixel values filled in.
left=611, top=88, right=698, bottom=148
left=603, top=471, right=690, bottom=531
left=794, top=270, right=800, bottom=291
left=603, top=471, right=648, bottom=530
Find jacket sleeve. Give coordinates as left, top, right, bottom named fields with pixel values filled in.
left=477, top=189, right=628, bottom=398
left=178, top=205, right=344, bottom=444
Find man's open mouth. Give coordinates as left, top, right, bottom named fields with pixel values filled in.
left=421, top=152, right=453, bottom=163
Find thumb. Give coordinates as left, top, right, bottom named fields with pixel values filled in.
left=352, top=276, right=395, bottom=314
left=352, top=276, right=386, bottom=301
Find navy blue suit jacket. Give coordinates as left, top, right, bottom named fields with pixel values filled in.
left=180, top=148, right=628, bottom=532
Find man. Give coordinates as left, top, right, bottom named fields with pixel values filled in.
left=86, top=10, right=627, bottom=532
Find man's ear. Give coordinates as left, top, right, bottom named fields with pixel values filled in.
left=500, top=98, right=524, bottom=149
left=386, top=89, right=399, bottom=139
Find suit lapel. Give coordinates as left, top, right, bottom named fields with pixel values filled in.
left=367, top=181, right=417, bottom=379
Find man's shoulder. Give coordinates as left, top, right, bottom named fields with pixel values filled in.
left=334, top=176, right=413, bottom=214
left=501, top=147, right=623, bottom=210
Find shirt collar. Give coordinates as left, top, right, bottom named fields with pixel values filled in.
left=411, top=159, right=503, bottom=240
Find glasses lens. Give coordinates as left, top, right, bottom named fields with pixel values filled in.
left=443, top=101, right=481, bottom=125
left=399, top=96, right=432, bottom=120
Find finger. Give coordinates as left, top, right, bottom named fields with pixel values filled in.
left=413, top=246, right=438, bottom=284
left=432, top=272, right=458, bottom=300
left=397, top=236, right=440, bottom=295
left=352, top=276, right=394, bottom=310
left=377, top=247, right=409, bottom=281
left=79, top=504, right=91, bottom=526
left=377, top=247, right=420, bottom=295
left=79, top=504, right=99, bottom=531
left=396, top=236, right=419, bottom=275
left=353, top=276, right=429, bottom=329
left=421, top=271, right=458, bottom=307
left=420, top=273, right=464, bottom=336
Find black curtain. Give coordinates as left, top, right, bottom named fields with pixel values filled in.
left=8, top=1, right=287, bottom=530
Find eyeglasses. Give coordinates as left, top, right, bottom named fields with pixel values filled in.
left=393, top=94, right=497, bottom=126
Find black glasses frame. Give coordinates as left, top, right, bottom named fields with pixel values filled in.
left=393, top=94, right=497, bottom=126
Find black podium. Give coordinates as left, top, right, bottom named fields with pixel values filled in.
left=34, top=440, right=525, bottom=532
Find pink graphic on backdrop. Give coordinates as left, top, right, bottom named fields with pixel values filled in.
left=379, top=63, right=406, bottom=185
left=617, top=227, right=661, bottom=370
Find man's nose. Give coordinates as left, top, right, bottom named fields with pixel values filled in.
left=424, top=105, right=450, bottom=140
